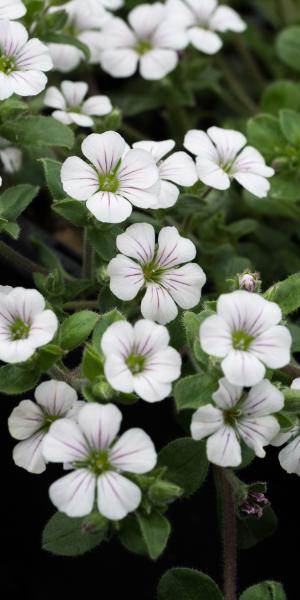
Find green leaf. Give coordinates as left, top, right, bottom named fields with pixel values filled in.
left=0, top=364, right=40, bottom=394
left=246, top=114, right=286, bottom=158
left=279, top=109, right=300, bottom=145
left=59, top=311, right=99, bottom=351
left=42, top=511, right=108, bottom=557
left=157, top=568, right=223, bottom=600
left=92, top=309, right=125, bottom=350
left=87, top=224, right=122, bottom=261
left=52, top=198, right=89, bottom=226
left=282, top=388, right=300, bottom=413
left=41, top=33, right=90, bottom=61
left=174, top=373, right=219, bottom=411
left=0, top=184, right=39, bottom=221
left=277, top=26, right=300, bottom=73
left=157, top=438, right=209, bottom=497
left=40, top=158, right=64, bottom=200
left=240, top=581, right=286, bottom=600
left=136, top=511, right=171, bottom=560
left=82, top=344, right=103, bottom=382
left=0, top=116, right=74, bottom=149
left=30, top=236, right=65, bottom=272
left=264, top=272, right=300, bottom=315
left=118, top=514, right=148, bottom=556
left=237, top=506, right=277, bottom=550
left=261, top=80, right=300, bottom=115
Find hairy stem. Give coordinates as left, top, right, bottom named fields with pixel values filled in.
left=0, top=240, right=48, bottom=277
left=63, top=300, right=99, bottom=311
left=214, top=467, right=237, bottom=600
left=48, top=365, right=86, bottom=391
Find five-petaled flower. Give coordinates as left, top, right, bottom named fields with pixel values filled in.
left=108, top=223, right=206, bottom=324
left=8, top=380, right=83, bottom=474
left=44, top=80, right=112, bottom=127
left=200, top=290, right=292, bottom=387
left=97, top=2, right=188, bottom=80
left=0, top=0, right=26, bottom=20
left=166, top=0, right=246, bottom=55
left=48, top=0, right=109, bottom=73
left=0, top=20, right=53, bottom=101
left=184, top=126, right=274, bottom=198
left=272, top=378, right=300, bottom=476
left=0, top=286, right=58, bottom=363
left=101, top=319, right=181, bottom=402
left=191, top=377, right=283, bottom=467
left=42, top=402, right=157, bottom=520
left=132, top=139, right=197, bottom=208
left=61, top=131, right=159, bottom=223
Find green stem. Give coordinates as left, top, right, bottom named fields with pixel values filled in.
left=279, top=0, right=296, bottom=24
left=82, top=229, right=93, bottom=279
left=0, top=240, right=48, bottom=276
left=48, top=365, right=86, bottom=391
left=216, top=56, right=257, bottom=115
left=214, top=467, right=237, bottom=600
left=63, top=300, right=99, bottom=311
left=233, top=37, right=266, bottom=93
left=281, top=364, right=300, bottom=379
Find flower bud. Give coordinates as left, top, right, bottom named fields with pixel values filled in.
left=148, top=479, right=182, bottom=506
left=240, top=489, right=269, bottom=519
left=239, top=271, right=261, bottom=293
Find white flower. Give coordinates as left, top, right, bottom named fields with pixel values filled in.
left=108, top=223, right=206, bottom=324
left=272, top=378, right=300, bottom=476
left=101, top=319, right=181, bottom=402
left=0, top=21, right=52, bottom=101
left=97, top=2, right=188, bottom=80
left=184, top=127, right=274, bottom=198
left=44, top=80, right=112, bottom=127
left=48, top=0, right=110, bottom=72
left=42, top=402, right=157, bottom=519
left=61, top=131, right=159, bottom=223
left=0, top=138, right=22, bottom=173
left=8, top=380, right=83, bottom=474
left=88, top=0, right=123, bottom=10
left=166, top=0, right=246, bottom=55
left=191, top=377, right=283, bottom=467
left=0, top=287, right=58, bottom=363
left=132, top=139, right=197, bottom=208
left=200, top=290, right=292, bottom=387
left=0, top=0, right=26, bottom=20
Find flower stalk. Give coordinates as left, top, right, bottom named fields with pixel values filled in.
left=214, top=466, right=237, bottom=600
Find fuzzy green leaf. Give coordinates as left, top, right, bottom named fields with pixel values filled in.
left=158, top=438, right=209, bottom=497
left=157, top=568, right=223, bottom=600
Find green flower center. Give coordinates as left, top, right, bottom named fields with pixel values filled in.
left=126, top=353, right=145, bottom=374
left=223, top=407, right=242, bottom=427
left=135, top=39, right=152, bottom=55
left=143, top=259, right=165, bottom=283
left=99, top=172, right=119, bottom=193
left=84, top=450, right=111, bottom=476
left=10, top=318, right=31, bottom=340
left=232, top=330, right=254, bottom=351
left=0, top=54, right=15, bottom=74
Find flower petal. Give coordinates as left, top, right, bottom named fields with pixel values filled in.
left=97, top=471, right=141, bottom=519
left=29, top=309, right=58, bottom=347
left=48, top=43, right=81, bottom=72
left=140, top=49, right=177, bottom=80
left=8, top=399, right=44, bottom=440
left=217, top=290, right=282, bottom=335
left=82, top=95, right=112, bottom=116
left=133, top=139, right=175, bottom=162
left=104, top=356, right=134, bottom=394
left=250, top=325, right=292, bottom=369
left=141, top=284, right=178, bottom=324
left=237, top=416, right=280, bottom=458
left=156, top=226, right=196, bottom=267
left=100, top=48, right=139, bottom=77
left=12, top=431, right=46, bottom=474
left=196, top=157, right=230, bottom=190
left=81, top=131, right=126, bottom=173
left=191, top=404, right=223, bottom=440
left=86, top=192, right=133, bottom=223
left=78, top=403, right=122, bottom=451
left=108, top=255, right=144, bottom=300
left=109, top=428, right=157, bottom=473
left=188, top=27, right=222, bottom=54
left=116, top=222, right=155, bottom=264
left=101, top=320, right=134, bottom=357
left=10, top=70, right=48, bottom=97
left=221, top=350, right=265, bottom=387
left=133, top=318, right=170, bottom=355
left=161, top=263, right=206, bottom=309
left=0, top=0, right=26, bottom=19
left=241, top=379, right=284, bottom=418
left=279, top=436, right=300, bottom=475
left=44, top=86, right=66, bottom=109
left=212, top=377, right=243, bottom=410
left=145, top=346, right=181, bottom=383
left=42, top=419, right=89, bottom=463
left=133, top=372, right=172, bottom=402
left=207, top=126, right=246, bottom=162
left=119, top=148, right=159, bottom=190
left=159, top=151, right=198, bottom=186
left=156, top=180, right=179, bottom=208
left=199, top=314, right=232, bottom=358
left=35, top=380, right=78, bottom=416
left=49, top=469, right=96, bottom=517
left=207, top=425, right=241, bottom=467
left=15, top=38, right=52, bottom=71
left=61, top=156, right=99, bottom=200
left=209, top=6, right=246, bottom=32
left=184, top=128, right=218, bottom=159
left=61, top=80, right=88, bottom=106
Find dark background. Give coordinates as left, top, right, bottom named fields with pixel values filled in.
left=1, top=336, right=298, bottom=600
